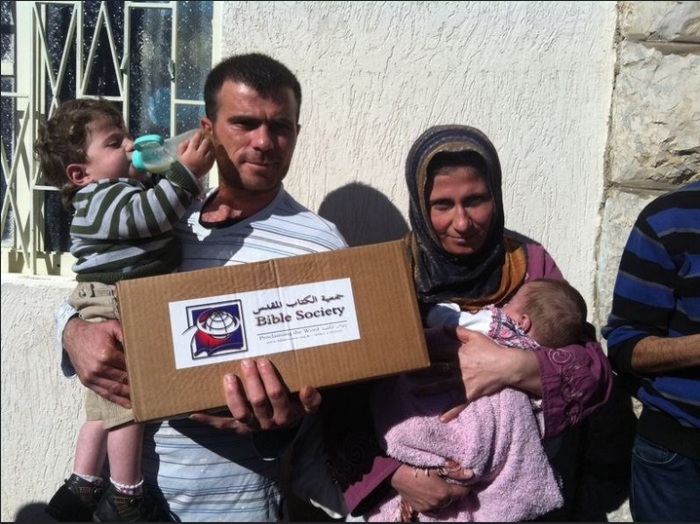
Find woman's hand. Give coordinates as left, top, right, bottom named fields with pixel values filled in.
left=189, top=358, right=321, bottom=434
left=390, top=460, right=473, bottom=514
left=420, top=326, right=542, bottom=422
left=63, top=316, right=130, bottom=408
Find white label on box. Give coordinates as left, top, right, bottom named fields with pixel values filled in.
left=169, top=278, right=360, bottom=369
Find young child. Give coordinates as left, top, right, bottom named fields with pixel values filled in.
left=368, top=278, right=588, bottom=522
left=35, top=98, right=214, bottom=522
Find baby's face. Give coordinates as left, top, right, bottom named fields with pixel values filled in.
left=502, top=286, right=528, bottom=323
left=80, top=119, right=139, bottom=183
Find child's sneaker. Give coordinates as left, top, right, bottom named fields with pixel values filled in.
left=45, top=474, right=104, bottom=522
left=93, top=483, right=173, bottom=522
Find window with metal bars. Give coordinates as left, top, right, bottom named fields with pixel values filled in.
left=1, top=0, right=214, bottom=276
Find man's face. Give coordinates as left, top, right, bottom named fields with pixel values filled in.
left=202, top=81, right=299, bottom=194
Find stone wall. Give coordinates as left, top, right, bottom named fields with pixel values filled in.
left=596, top=1, right=700, bottom=330
left=584, top=2, right=699, bottom=522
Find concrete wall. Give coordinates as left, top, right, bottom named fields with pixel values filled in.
left=2, top=1, right=697, bottom=521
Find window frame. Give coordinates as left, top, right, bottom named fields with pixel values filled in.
left=1, top=0, right=220, bottom=277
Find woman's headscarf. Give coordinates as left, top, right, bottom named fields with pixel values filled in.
left=406, top=125, right=526, bottom=312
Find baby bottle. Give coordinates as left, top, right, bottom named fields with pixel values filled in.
left=131, top=129, right=199, bottom=174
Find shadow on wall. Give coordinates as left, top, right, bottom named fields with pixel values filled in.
left=318, top=182, right=409, bottom=247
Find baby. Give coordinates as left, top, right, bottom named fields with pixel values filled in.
left=369, top=278, right=587, bottom=522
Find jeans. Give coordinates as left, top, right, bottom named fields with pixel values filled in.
left=630, top=435, right=700, bottom=522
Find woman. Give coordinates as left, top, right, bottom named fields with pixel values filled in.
left=321, top=125, right=613, bottom=520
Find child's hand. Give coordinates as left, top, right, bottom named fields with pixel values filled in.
left=178, top=130, right=215, bottom=178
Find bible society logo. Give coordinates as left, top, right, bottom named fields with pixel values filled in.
left=169, top=278, right=360, bottom=370
left=184, top=300, right=247, bottom=358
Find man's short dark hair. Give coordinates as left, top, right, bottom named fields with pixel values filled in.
left=204, top=53, right=302, bottom=122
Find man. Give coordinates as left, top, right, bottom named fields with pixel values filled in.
left=56, top=53, right=348, bottom=521
left=603, top=180, right=699, bottom=522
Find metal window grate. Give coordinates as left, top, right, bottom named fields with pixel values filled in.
left=1, top=0, right=214, bottom=276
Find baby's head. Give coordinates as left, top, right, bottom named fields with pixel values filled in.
left=503, top=278, right=587, bottom=348
left=34, top=98, right=129, bottom=212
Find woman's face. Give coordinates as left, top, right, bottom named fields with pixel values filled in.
left=428, top=165, right=494, bottom=256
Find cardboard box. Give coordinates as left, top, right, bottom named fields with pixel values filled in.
left=117, top=240, right=430, bottom=423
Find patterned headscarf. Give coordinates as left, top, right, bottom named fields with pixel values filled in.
left=405, top=125, right=526, bottom=313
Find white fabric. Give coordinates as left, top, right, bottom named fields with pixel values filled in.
left=177, top=188, right=348, bottom=270
left=426, top=303, right=493, bottom=332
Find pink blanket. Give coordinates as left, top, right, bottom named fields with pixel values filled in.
left=368, top=373, right=563, bottom=522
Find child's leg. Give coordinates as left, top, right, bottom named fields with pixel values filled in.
left=46, top=419, right=107, bottom=521
left=95, top=422, right=172, bottom=522
left=73, top=419, right=108, bottom=481
left=107, top=422, right=145, bottom=493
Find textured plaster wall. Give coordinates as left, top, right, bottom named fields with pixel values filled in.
left=1, top=276, right=82, bottom=522
left=7, top=1, right=697, bottom=521
left=223, top=1, right=617, bottom=309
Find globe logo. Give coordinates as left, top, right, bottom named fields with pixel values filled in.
left=185, top=302, right=246, bottom=358
left=196, top=309, right=241, bottom=338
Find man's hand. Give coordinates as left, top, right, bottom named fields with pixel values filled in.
left=63, top=316, right=129, bottom=407
left=390, top=460, right=473, bottom=514
left=189, top=358, right=321, bottom=434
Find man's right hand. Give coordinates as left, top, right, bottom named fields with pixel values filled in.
left=191, top=358, right=321, bottom=434
left=63, top=316, right=129, bottom=407
left=390, top=461, right=472, bottom=514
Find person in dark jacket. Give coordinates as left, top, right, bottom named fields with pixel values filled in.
left=603, top=180, right=700, bottom=522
